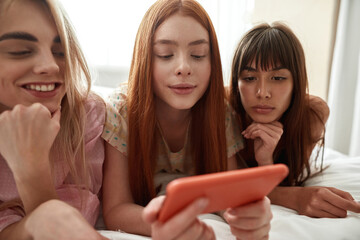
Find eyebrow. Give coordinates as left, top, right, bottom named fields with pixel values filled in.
left=243, top=66, right=286, bottom=72
left=153, top=39, right=209, bottom=46
left=0, top=31, right=61, bottom=43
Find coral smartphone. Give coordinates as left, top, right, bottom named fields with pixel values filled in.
left=158, top=164, right=288, bottom=222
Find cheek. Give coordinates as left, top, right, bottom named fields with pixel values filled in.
left=238, top=84, right=251, bottom=106
left=0, top=63, right=28, bottom=82
left=280, top=85, right=293, bottom=110
left=153, top=60, right=169, bottom=83
left=199, top=65, right=211, bottom=88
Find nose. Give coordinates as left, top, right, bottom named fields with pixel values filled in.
left=256, top=79, right=271, bottom=99
left=33, top=50, right=60, bottom=75
left=175, top=54, right=191, bottom=76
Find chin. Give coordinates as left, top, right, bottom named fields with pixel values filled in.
left=250, top=115, right=277, bottom=124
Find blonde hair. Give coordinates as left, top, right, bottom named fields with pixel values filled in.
left=0, top=0, right=93, bottom=212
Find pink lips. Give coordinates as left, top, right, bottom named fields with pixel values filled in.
left=169, top=83, right=196, bottom=95
left=252, top=105, right=274, bottom=114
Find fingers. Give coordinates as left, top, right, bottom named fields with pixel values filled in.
left=224, top=198, right=272, bottom=239
left=172, top=219, right=215, bottom=240
left=242, top=121, right=283, bottom=141
left=326, top=188, right=360, bottom=214
left=225, top=197, right=272, bottom=222
left=307, top=198, right=347, bottom=218
left=161, top=198, right=209, bottom=236
left=51, top=107, right=61, bottom=123
left=299, top=187, right=360, bottom=218
left=150, top=198, right=210, bottom=240
left=229, top=223, right=270, bottom=240
left=143, top=196, right=166, bottom=224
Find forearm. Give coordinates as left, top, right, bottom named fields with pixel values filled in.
left=268, top=186, right=301, bottom=211
left=0, top=217, right=31, bottom=240
left=13, top=159, right=57, bottom=214
left=104, top=203, right=151, bottom=236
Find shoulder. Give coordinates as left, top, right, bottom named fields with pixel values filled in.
left=83, top=92, right=106, bottom=126
left=306, top=95, right=329, bottom=143
left=82, top=92, right=106, bottom=143
left=101, top=85, right=129, bottom=155
left=224, top=99, right=244, bottom=157
left=308, top=95, right=330, bottom=124
left=104, top=84, right=128, bottom=119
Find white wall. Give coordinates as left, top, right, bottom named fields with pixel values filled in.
left=252, top=0, right=340, bottom=101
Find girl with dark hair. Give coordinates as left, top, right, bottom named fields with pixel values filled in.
left=229, top=22, right=360, bottom=218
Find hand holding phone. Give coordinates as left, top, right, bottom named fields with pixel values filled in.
left=158, top=164, right=288, bottom=222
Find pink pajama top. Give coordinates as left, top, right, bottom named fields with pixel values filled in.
left=0, top=95, right=105, bottom=231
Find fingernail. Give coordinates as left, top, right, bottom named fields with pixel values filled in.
left=227, top=208, right=236, bottom=215
left=197, top=198, right=209, bottom=210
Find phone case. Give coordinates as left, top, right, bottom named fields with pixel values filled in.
left=158, top=164, right=288, bottom=222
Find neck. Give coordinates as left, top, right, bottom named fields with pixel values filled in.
left=155, top=98, right=192, bottom=152
left=155, top=98, right=191, bottom=128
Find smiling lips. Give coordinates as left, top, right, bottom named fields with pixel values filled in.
left=252, top=105, right=274, bottom=114
left=22, top=83, right=62, bottom=98
left=24, top=83, right=56, bottom=92
left=169, top=84, right=196, bottom=95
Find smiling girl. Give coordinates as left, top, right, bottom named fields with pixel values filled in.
left=101, top=0, right=272, bottom=239
left=229, top=22, right=360, bottom=218
left=0, top=0, right=106, bottom=239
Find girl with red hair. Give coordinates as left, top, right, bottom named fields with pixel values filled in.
left=102, top=0, right=272, bottom=239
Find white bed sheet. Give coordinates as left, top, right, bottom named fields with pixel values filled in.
left=98, top=148, right=360, bottom=240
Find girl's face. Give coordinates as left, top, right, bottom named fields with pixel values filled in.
left=152, top=13, right=211, bottom=113
left=0, top=0, right=66, bottom=114
left=238, top=60, right=293, bottom=123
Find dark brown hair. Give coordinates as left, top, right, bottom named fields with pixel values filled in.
left=229, top=22, right=325, bottom=186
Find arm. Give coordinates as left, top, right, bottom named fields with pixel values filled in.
left=0, top=104, right=59, bottom=214
left=0, top=200, right=107, bottom=240
left=269, top=186, right=360, bottom=217
left=102, top=142, right=151, bottom=235
left=307, top=95, right=330, bottom=158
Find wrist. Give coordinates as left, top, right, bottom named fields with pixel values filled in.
left=258, top=158, right=273, bottom=166
left=12, top=155, right=51, bottom=183
left=268, top=187, right=302, bottom=211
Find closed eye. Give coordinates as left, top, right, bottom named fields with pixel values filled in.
left=53, top=51, right=65, bottom=57
left=157, top=54, right=173, bottom=59
left=272, top=76, right=286, bottom=81
left=8, top=50, right=31, bottom=56
left=191, top=55, right=205, bottom=59
left=242, top=76, right=256, bottom=82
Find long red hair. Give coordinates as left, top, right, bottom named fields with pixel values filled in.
left=229, top=22, right=325, bottom=186
left=127, top=0, right=227, bottom=206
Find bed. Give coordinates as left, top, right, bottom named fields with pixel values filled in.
left=91, top=86, right=360, bottom=239
left=95, top=147, right=360, bottom=240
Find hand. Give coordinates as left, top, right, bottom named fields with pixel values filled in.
left=295, top=186, right=360, bottom=218
left=223, top=197, right=272, bottom=240
left=25, top=200, right=108, bottom=240
left=0, top=103, right=60, bottom=176
left=242, top=121, right=283, bottom=165
left=143, top=196, right=215, bottom=240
